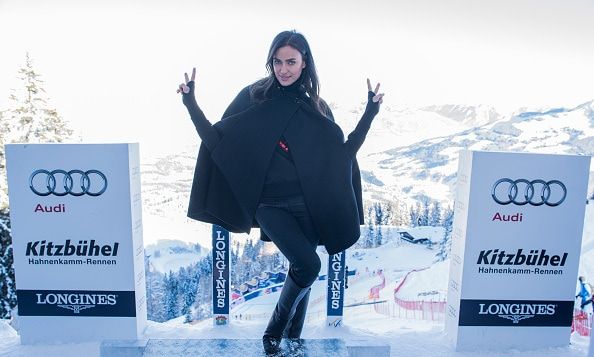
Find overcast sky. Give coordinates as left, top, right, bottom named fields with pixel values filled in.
left=1, top=0, right=593, bottom=156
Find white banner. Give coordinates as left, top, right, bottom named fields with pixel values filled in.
left=445, top=150, right=590, bottom=350
left=5, top=143, right=146, bottom=343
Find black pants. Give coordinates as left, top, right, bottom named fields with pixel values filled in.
left=255, top=195, right=321, bottom=288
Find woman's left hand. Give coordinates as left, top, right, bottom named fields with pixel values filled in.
left=367, top=78, right=384, bottom=104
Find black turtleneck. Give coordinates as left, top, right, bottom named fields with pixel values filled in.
left=261, top=77, right=304, bottom=198
left=273, top=76, right=304, bottom=96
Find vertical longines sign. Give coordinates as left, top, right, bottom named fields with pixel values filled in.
left=445, top=150, right=591, bottom=351
left=5, top=144, right=147, bottom=343
left=326, top=251, right=346, bottom=327
left=212, top=225, right=229, bottom=325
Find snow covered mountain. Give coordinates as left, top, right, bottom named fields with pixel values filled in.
left=420, top=104, right=504, bottom=127
left=145, top=239, right=208, bottom=274
left=331, top=103, right=502, bottom=157
left=357, top=100, right=594, bottom=203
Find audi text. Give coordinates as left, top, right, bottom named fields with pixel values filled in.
left=492, top=212, right=523, bottom=222
left=34, top=203, right=65, bottom=213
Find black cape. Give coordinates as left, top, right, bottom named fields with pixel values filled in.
left=185, top=84, right=377, bottom=255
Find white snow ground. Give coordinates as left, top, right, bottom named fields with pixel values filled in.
left=0, top=207, right=592, bottom=356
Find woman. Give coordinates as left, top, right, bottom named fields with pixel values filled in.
left=178, top=30, right=384, bottom=354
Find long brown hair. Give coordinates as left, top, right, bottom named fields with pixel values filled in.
left=250, top=30, right=329, bottom=117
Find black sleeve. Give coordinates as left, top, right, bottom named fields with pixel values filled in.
left=320, top=99, right=335, bottom=122
left=344, top=91, right=380, bottom=158
left=182, top=81, right=220, bottom=151
left=221, top=86, right=253, bottom=119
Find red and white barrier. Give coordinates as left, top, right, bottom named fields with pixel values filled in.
left=572, top=309, right=592, bottom=337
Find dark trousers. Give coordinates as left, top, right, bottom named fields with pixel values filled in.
left=255, top=195, right=321, bottom=288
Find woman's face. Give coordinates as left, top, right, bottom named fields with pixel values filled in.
left=272, top=45, right=306, bottom=86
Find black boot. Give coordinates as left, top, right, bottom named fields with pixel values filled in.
left=284, top=287, right=310, bottom=338
left=286, top=338, right=306, bottom=357
left=263, top=273, right=310, bottom=355
left=262, top=335, right=282, bottom=356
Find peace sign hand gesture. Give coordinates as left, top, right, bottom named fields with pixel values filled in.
left=176, top=67, right=220, bottom=150
left=365, top=78, right=384, bottom=117
left=177, top=67, right=196, bottom=95
left=367, top=79, right=384, bottom=104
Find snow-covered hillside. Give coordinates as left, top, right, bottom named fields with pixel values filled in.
left=359, top=100, right=594, bottom=203
left=330, top=103, right=503, bottom=157
left=419, top=104, right=504, bottom=127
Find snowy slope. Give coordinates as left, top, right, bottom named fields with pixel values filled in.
left=330, top=103, right=494, bottom=157
left=359, top=100, right=594, bottom=203
left=420, top=104, right=504, bottom=127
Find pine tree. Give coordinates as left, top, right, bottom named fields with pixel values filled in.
left=230, top=242, right=240, bottom=288
left=184, top=309, right=193, bottom=324
left=164, top=271, right=179, bottom=320
left=420, top=200, right=430, bottom=226
left=0, top=110, right=9, bottom=211
left=383, top=202, right=393, bottom=226
left=145, top=267, right=167, bottom=321
left=5, top=52, right=73, bottom=145
left=373, top=203, right=384, bottom=247
left=365, top=205, right=375, bottom=248
left=249, top=241, right=264, bottom=279
left=180, top=266, right=198, bottom=319
left=0, top=109, right=12, bottom=317
left=430, top=201, right=442, bottom=227
left=394, top=200, right=410, bottom=227
left=197, top=254, right=213, bottom=320
left=410, top=202, right=423, bottom=227
left=0, top=211, right=16, bottom=318
left=436, top=206, right=454, bottom=261
left=0, top=54, right=73, bottom=318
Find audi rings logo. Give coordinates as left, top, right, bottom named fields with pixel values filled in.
left=29, top=169, right=108, bottom=197
left=491, top=179, right=566, bottom=207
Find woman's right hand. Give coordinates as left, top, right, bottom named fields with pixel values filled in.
left=177, top=67, right=196, bottom=94
left=365, top=78, right=384, bottom=117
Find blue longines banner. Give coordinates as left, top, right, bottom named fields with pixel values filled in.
left=458, top=299, right=574, bottom=326
left=17, top=290, right=136, bottom=317
left=212, top=225, right=230, bottom=325
left=326, top=251, right=346, bottom=327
